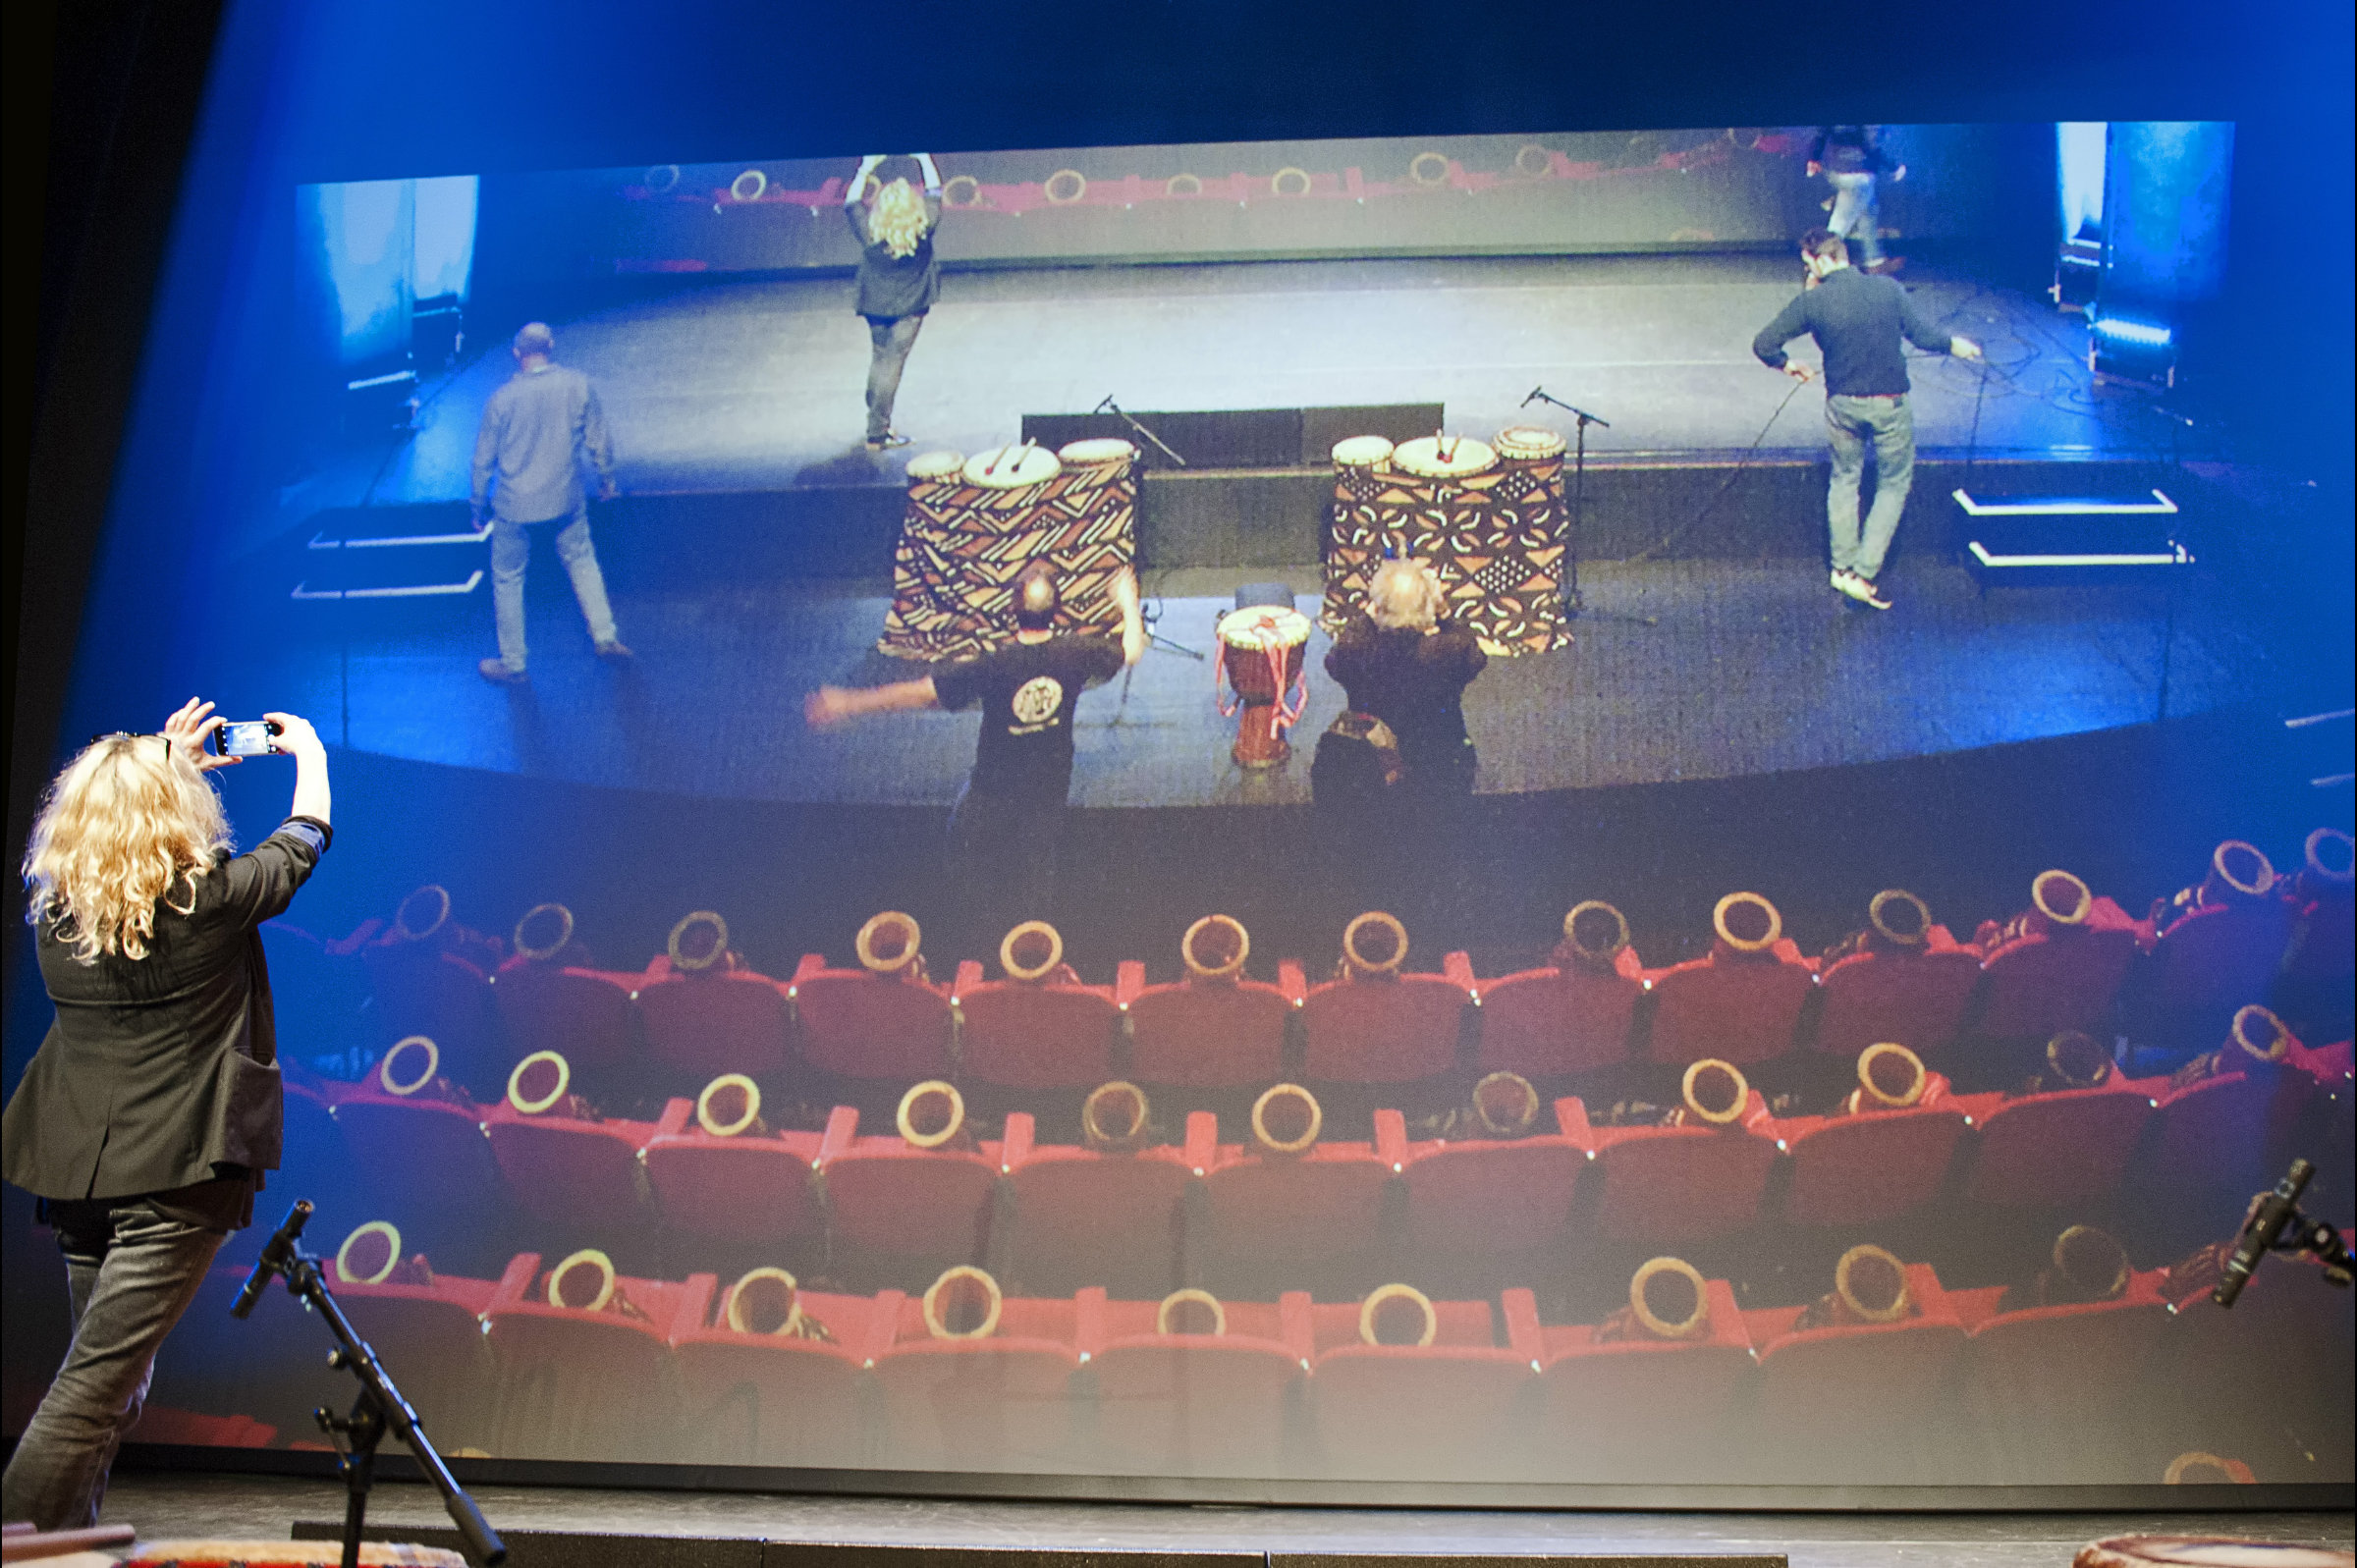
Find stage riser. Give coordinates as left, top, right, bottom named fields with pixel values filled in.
left=271, top=459, right=2180, bottom=602
left=294, top=1524, right=1781, bottom=1568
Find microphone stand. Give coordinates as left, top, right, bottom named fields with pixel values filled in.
left=234, top=1201, right=507, bottom=1568
left=1092, top=396, right=1202, bottom=679
left=1524, top=388, right=1656, bottom=627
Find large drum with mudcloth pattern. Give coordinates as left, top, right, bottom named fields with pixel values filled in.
left=1215, top=606, right=1311, bottom=769
left=878, top=438, right=1139, bottom=661
left=1321, top=428, right=1569, bottom=656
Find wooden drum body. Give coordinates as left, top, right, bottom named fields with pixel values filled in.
left=1216, top=607, right=1312, bottom=769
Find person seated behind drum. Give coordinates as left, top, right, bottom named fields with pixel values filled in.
left=1324, top=559, right=1487, bottom=799
left=804, top=564, right=1145, bottom=944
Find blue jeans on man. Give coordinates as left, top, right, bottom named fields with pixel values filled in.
left=1825, top=394, right=1914, bottom=583
left=489, top=502, right=620, bottom=674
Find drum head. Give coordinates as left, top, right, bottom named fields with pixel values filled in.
left=961, top=445, right=1063, bottom=489
left=1218, top=606, right=1313, bottom=649
left=1393, top=435, right=1498, bottom=477
left=2077, top=1542, right=2355, bottom=1568
left=1495, top=424, right=1567, bottom=459
left=905, top=450, right=966, bottom=480
left=1332, top=435, right=1397, bottom=467
left=1057, top=437, right=1138, bottom=466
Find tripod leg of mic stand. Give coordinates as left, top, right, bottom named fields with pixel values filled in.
left=336, top=1392, right=387, bottom=1568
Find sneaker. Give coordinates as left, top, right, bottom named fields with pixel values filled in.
left=865, top=430, right=912, bottom=451
left=478, top=658, right=528, bottom=685
left=594, top=639, right=634, bottom=662
left=1831, top=568, right=1850, bottom=593
left=1864, top=256, right=1907, bottom=276
left=1843, top=574, right=1894, bottom=611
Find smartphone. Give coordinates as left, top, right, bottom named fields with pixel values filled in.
left=210, top=720, right=282, bottom=758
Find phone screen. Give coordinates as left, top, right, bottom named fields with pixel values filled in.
left=218, top=722, right=276, bottom=757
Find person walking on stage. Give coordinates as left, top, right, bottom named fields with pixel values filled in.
left=470, top=321, right=630, bottom=685
left=804, top=564, right=1143, bottom=942
left=1752, top=229, right=1981, bottom=612
left=2, top=700, right=333, bottom=1531
left=844, top=152, right=944, bottom=452
left=1808, top=126, right=1904, bottom=275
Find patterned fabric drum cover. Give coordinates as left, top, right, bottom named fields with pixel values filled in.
left=880, top=440, right=1139, bottom=661
left=1323, top=429, right=1568, bottom=656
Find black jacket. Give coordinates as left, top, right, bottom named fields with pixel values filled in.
left=2, top=818, right=329, bottom=1210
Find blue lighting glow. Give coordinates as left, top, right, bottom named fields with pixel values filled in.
left=2091, top=314, right=2172, bottom=347
left=2056, top=122, right=2107, bottom=242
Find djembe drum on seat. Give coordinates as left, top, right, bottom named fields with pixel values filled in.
left=1215, top=605, right=1311, bottom=768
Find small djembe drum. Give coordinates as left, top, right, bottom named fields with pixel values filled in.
left=1215, top=605, right=1311, bottom=768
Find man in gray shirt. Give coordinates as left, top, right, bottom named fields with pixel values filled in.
left=470, top=322, right=630, bottom=683
left=1753, top=229, right=1980, bottom=611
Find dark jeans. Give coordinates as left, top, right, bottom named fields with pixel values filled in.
left=864, top=313, right=926, bottom=440
left=947, top=780, right=1065, bottom=957
left=1, top=1192, right=231, bottom=1529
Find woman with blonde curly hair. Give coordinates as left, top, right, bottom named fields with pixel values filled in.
left=844, top=151, right=945, bottom=450
left=2, top=698, right=332, bottom=1530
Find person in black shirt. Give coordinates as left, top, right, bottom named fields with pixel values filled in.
left=844, top=152, right=944, bottom=451
left=1753, top=229, right=1981, bottom=611
left=1318, top=559, right=1488, bottom=942
left=3, top=699, right=333, bottom=1531
left=806, top=564, right=1144, bottom=942
left=1807, top=126, right=1904, bottom=274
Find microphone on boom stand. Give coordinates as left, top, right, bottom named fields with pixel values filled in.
left=1086, top=394, right=1200, bottom=683
left=1523, top=384, right=1648, bottom=625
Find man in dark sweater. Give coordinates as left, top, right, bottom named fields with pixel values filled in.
left=805, top=564, right=1144, bottom=944
left=1753, top=229, right=1981, bottom=610
left=844, top=152, right=944, bottom=451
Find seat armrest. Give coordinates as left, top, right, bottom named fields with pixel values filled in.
left=488, top=1252, right=542, bottom=1313
left=1279, top=1290, right=1316, bottom=1361
left=817, top=1105, right=861, bottom=1164
left=954, top=958, right=984, bottom=1000
left=325, top=916, right=385, bottom=956
left=1074, top=1286, right=1107, bottom=1357
left=859, top=1290, right=907, bottom=1364
left=1000, top=1111, right=1036, bottom=1170
left=1372, top=1108, right=1410, bottom=1171
left=1278, top=958, right=1308, bottom=1004
left=1500, top=1287, right=1546, bottom=1364
left=1444, top=950, right=1477, bottom=993
left=673, top=1272, right=720, bottom=1340
left=653, top=1098, right=695, bottom=1139
left=1116, top=959, right=1146, bottom=1007
left=1553, top=1095, right=1596, bottom=1150
left=792, top=952, right=828, bottom=987
left=1183, top=1109, right=1220, bottom=1173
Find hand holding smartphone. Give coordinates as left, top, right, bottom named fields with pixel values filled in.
left=208, top=720, right=285, bottom=758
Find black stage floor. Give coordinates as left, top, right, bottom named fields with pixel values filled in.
left=91, top=1470, right=2357, bottom=1568
left=263, top=252, right=2182, bottom=558
left=232, top=557, right=2254, bottom=809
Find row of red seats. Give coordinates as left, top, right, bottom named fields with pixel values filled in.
left=243, top=1233, right=2347, bottom=1485
left=285, top=837, right=2353, bottom=1106
left=297, top=1025, right=2351, bottom=1272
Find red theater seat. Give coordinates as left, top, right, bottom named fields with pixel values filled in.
left=1507, top=1280, right=1756, bottom=1483
left=260, top=917, right=374, bottom=1060
left=1746, top=1263, right=1970, bottom=1484
left=1777, top=1081, right=1968, bottom=1229
left=1642, top=933, right=1815, bottom=1069
left=1199, top=1109, right=1405, bottom=1275
left=2142, top=896, right=2296, bottom=1022
left=1397, top=1099, right=1587, bottom=1258
left=1574, top=1096, right=1782, bottom=1246
left=1971, top=894, right=2145, bottom=1042
left=123, top=1408, right=278, bottom=1447
left=1000, top=1111, right=1202, bottom=1296
left=640, top=1099, right=826, bottom=1251
left=490, top=956, right=639, bottom=1083
left=1811, top=928, right=1984, bottom=1060
left=1952, top=1269, right=2173, bottom=1483
left=668, top=1273, right=880, bottom=1468
left=1299, top=950, right=1475, bottom=1088
left=1124, top=960, right=1303, bottom=1097
left=2138, top=1061, right=2320, bottom=1201
left=1305, top=1292, right=1532, bottom=1481
left=1470, top=945, right=1645, bottom=1081
left=361, top=942, right=500, bottom=1094
left=278, top=1077, right=363, bottom=1229
left=870, top=1286, right=1084, bottom=1472
left=481, top=1101, right=660, bottom=1238
left=480, top=1252, right=696, bottom=1462
left=1083, top=1291, right=1312, bottom=1478
left=329, top=1268, right=502, bottom=1454
left=789, top=951, right=956, bottom=1093
left=815, top=1106, right=1004, bottom=1268
left=1951, top=1080, right=2157, bottom=1210
left=634, top=959, right=793, bottom=1084
left=330, top=1072, right=510, bottom=1248
left=952, top=954, right=1124, bottom=1094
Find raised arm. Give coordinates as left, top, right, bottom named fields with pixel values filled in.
left=913, top=152, right=942, bottom=196
left=267, top=712, right=333, bottom=827
left=846, top=153, right=884, bottom=208
left=805, top=677, right=941, bottom=728
left=1113, top=568, right=1145, bottom=666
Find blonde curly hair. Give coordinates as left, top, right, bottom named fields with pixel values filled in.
left=24, top=733, right=233, bottom=963
left=868, top=177, right=931, bottom=260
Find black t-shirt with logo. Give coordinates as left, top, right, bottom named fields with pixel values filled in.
left=932, top=634, right=1124, bottom=801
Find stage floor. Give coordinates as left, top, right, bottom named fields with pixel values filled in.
left=93, top=1471, right=2357, bottom=1567
left=263, top=251, right=2183, bottom=556
left=227, top=556, right=2254, bottom=809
